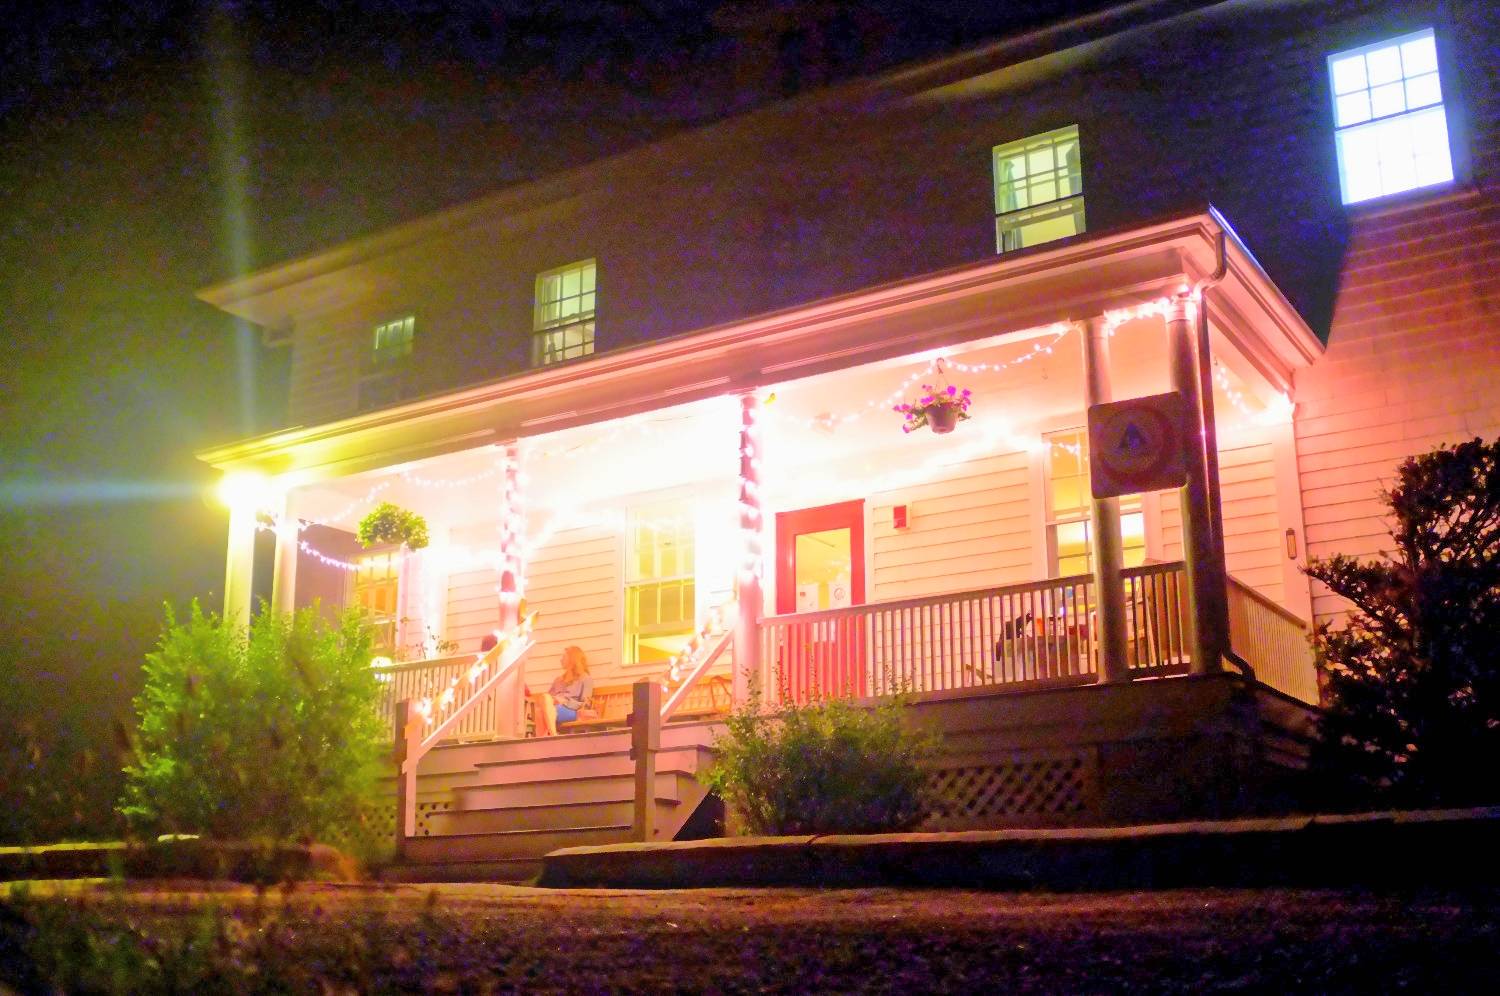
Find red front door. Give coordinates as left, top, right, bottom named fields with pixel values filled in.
left=774, top=500, right=866, bottom=701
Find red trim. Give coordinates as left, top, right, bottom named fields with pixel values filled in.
left=774, top=500, right=866, bottom=615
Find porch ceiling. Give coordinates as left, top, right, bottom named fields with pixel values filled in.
left=199, top=209, right=1319, bottom=487
left=289, top=308, right=1277, bottom=535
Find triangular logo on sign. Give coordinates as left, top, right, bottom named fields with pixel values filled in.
left=1118, top=422, right=1150, bottom=456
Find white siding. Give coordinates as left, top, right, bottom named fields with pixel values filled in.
left=446, top=522, right=621, bottom=691
left=869, top=449, right=1033, bottom=601
left=1160, top=432, right=1286, bottom=607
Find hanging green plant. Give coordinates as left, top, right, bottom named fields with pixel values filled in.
left=357, top=502, right=430, bottom=550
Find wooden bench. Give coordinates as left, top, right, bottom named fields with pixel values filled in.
left=549, top=674, right=732, bottom=735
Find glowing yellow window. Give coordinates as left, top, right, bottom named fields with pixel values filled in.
left=1044, top=429, right=1144, bottom=576
left=624, top=502, right=696, bottom=665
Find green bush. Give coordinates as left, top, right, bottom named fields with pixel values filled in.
left=701, top=695, right=937, bottom=835
left=119, top=602, right=388, bottom=845
left=1307, top=437, right=1500, bottom=807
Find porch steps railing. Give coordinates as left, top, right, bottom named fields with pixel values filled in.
left=1226, top=576, right=1319, bottom=703
left=392, top=617, right=536, bottom=840
left=661, top=627, right=734, bottom=723
left=760, top=562, right=1192, bottom=704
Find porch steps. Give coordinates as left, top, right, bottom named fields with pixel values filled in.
left=388, top=719, right=725, bottom=879
left=402, top=825, right=635, bottom=864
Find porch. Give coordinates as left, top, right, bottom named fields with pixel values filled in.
left=201, top=212, right=1325, bottom=867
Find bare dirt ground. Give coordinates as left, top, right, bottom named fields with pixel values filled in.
left=5, top=881, right=1499, bottom=993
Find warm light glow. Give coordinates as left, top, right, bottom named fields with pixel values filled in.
left=216, top=471, right=276, bottom=511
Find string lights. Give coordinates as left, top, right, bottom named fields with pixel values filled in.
left=761, top=325, right=1071, bottom=431
left=404, top=611, right=538, bottom=728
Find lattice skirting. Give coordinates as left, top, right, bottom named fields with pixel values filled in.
left=414, top=800, right=452, bottom=836
left=923, top=749, right=1099, bottom=829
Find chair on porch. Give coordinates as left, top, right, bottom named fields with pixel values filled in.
left=993, top=603, right=1093, bottom=682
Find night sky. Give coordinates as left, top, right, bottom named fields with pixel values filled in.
left=0, top=0, right=1116, bottom=840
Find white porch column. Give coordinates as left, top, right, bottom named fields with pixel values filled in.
left=223, top=500, right=258, bottom=626
left=495, top=442, right=527, bottom=738
left=1168, top=296, right=1224, bottom=674
left=734, top=393, right=764, bottom=706
left=1082, top=317, right=1130, bottom=683
left=497, top=442, right=526, bottom=632
left=269, top=491, right=299, bottom=616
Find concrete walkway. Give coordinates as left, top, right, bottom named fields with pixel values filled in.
left=539, top=807, right=1500, bottom=890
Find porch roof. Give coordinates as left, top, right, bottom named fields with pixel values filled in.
left=197, top=208, right=1320, bottom=484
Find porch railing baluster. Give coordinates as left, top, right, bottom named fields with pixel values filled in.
left=758, top=563, right=1194, bottom=705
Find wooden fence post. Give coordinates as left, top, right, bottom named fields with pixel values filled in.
left=629, top=680, right=662, bottom=843
left=394, top=699, right=420, bottom=857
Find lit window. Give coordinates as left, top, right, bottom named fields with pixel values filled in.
left=624, top=501, right=695, bottom=665
left=1329, top=28, right=1453, bottom=204
left=371, top=315, right=415, bottom=362
left=531, top=260, right=596, bottom=366
left=993, top=125, right=1085, bottom=254
left=1044, top=429, right=1144, bottom=577
left=352, top=550, right=401, bottom=651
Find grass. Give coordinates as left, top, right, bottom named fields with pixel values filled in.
left=2, top=880, right=1498, bottom=993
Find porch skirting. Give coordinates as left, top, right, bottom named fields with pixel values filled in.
left=905, top=673, right=1317, bottom=831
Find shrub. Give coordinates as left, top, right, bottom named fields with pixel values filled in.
left=1306, top=437, right=1500, bottom=807
left=119, top=602, right=388, bottom=844
left=701, top=695, right=936, bottom=835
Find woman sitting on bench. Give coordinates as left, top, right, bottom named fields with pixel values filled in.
left=537, top=645, right=593, bottom=736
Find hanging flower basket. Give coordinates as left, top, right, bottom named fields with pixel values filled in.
left=357, top=501, right=430, bottom=550
left=894, top=384, right=972, bottom=435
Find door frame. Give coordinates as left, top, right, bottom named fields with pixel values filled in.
left=774, top=499, right=866, bottom=615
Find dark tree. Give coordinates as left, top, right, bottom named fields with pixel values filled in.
left=1307, top=437, right=1500, bottom=807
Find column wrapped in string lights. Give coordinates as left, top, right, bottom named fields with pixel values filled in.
left=734, top=392, right=764, bottom=706
left=494, top=442, right=529, bottom=737
left=496, top=442, right=526, bottom=632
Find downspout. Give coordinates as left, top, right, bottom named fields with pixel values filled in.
left=1191, top=231, right=1253, bottom=680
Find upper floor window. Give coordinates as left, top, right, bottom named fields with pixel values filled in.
left=532, top=259, right=596, bottom=367
left=371, top=315, right=415, bottom=363
left=1044, top=428, right=1144, bottom=577
left=993, top=125, right=1085, bottom=254
left=1329, top=28, right=1453, bottom=204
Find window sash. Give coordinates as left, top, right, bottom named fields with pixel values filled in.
left=531, top=320, right=595, bottom=366
left=993, top=126, right=1084, bottom=254
left=371, top=315, right=414, bottom=361
left=1328, top=28, right=1453, bottom=204
left=623, top=501, right=696, bottom=665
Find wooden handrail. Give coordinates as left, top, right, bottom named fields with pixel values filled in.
left=415, top=636, right=533, bottom=759
left=660, top=628, right=733, bottom=723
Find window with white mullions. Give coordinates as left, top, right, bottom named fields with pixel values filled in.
left=623, top=501, right=696, bottom=665
left=993, top=125, right=1085, bottom=254
left=1044, top=428, right=1144, bottom=578
left=1329, top=28, right=1454, bottom=204
left=531, top=259, right=596, bottom=366
left=371, top=315, right=415, bottom=362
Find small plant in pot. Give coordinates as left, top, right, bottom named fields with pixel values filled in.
left=894, top=383, right=972, bottom=435
left=357, top=502, right=429, bottom=550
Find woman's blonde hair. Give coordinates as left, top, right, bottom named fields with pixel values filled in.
left=561, top=645, right=589, bottom=680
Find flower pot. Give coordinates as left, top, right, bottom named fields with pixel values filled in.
left=927, top=404, right=959, bottom=434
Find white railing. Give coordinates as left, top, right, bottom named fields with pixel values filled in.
left=375, top=654, right=504, bottom=742
left=661, top=628, right=734, bottom=723
left=375, top=612, right=536, bottom=743
left=759, top=563, right=1192, bottom=704
left=1227, top=576, right=1318, bottom=703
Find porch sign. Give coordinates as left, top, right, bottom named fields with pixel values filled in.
left=1087, top=391, right=1191, bottom=499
